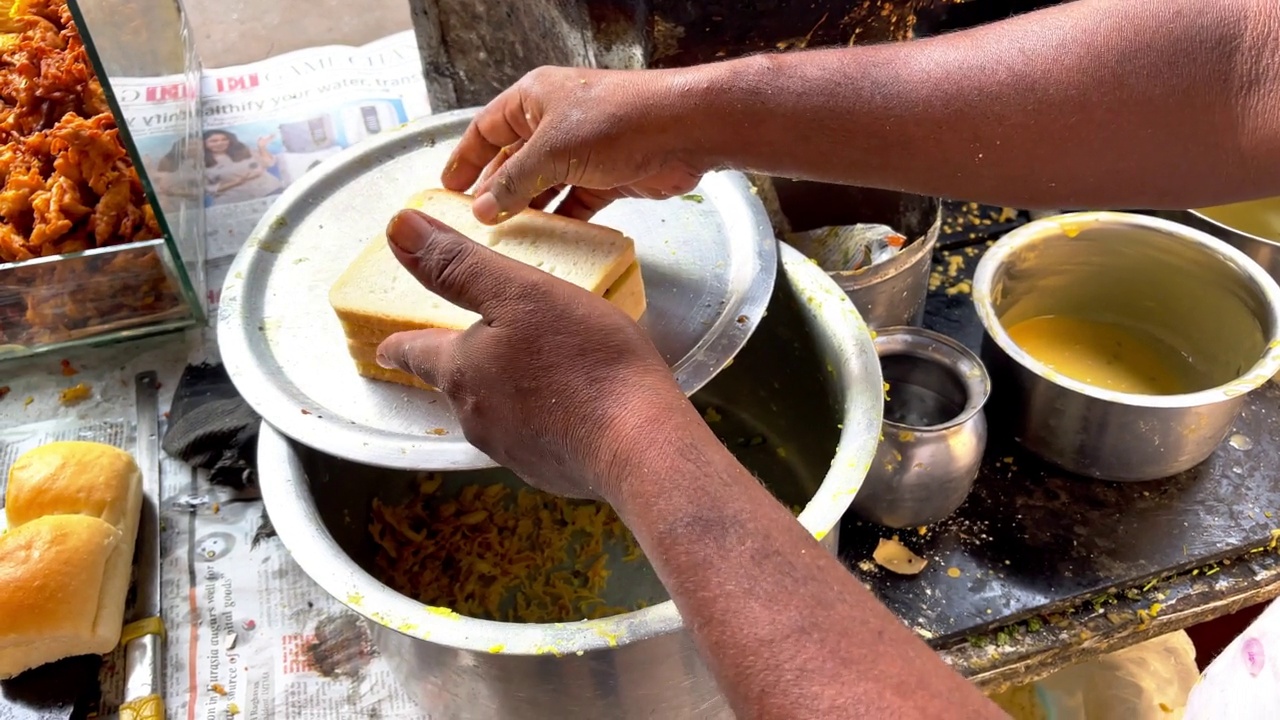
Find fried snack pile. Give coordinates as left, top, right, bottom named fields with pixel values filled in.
left=0, top=0, right=175, bottom=346
left=0, top=0, right=159, bottom=262
left=371, top=475, right=648, bottom=624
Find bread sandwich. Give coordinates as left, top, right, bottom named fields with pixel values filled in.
left=329, top=188, right=647, bottom=389
left=0, top=441, right=143, bottom=679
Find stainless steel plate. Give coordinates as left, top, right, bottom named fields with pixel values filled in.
left=218, top=108, right=777, bottom=470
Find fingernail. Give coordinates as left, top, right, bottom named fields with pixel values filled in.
left=386, top=210, right=433, bottom=254
left=473, top=192, right=500, bottom=223
left=375, top=347, right=395, bottom=369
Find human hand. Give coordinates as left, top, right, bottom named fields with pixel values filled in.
left=258, top=134, right=275, bottom=151
left=375, top=210, right=698, bottom=501
left=442, top=66, right=706, bottom=224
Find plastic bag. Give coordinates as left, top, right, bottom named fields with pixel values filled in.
left=992, top=631, right=1198, bottom=720
left=1184, top=601, right=1280, bottom=719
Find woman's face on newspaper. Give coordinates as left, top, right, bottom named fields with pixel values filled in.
left=205, top=133, right=230, bottom=153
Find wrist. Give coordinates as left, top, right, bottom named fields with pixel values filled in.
left=590, top=399, right=735, bottom=515
left=651, top=54, right=787, bottom=173
left=580, top=390, right=706, bottom=507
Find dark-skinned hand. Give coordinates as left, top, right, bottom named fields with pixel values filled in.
left=442, top=66, right=705, bottom=225
left=375, top=209, right=697, bottom=501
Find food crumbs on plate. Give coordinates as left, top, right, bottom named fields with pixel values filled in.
left=488, top=644, right=505, bottom=654
left=59, top=359, right=77, bottom=376
left=227, top=702, right=240, bottom=717
left=680, top=193, right=705, bottom=203
left=872, top=536, right=928, bottom=576
left=428, top=427, right=448, bottom=436
left=0, top=385, right=9, bottom=400
left=300, top=408, right=312, bottom=415
left=775, top=446, right=788, bottom=458
left=58, top=383, right=91, bottom=405
left=1159, top=702, right=1173, bottom=713
left=210, top=683, right=227, bottom=696
left=212, top=503, right=221, bottom=514
left=947, top=567, right=962, bottom=578
left=917, top=526, right=928, bottom=536
left=702, top=406, right=722, bottom=423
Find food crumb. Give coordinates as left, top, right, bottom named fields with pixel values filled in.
left=58, top=383, right=92, bottom=406
left=947, top=567, right=962, bottom=578
left=60, top=359, right=78, bottom=376
left=872, top=536, right=928, bottom=576
left=210, top=684, right=227, bottom=696
left=428, top=427, right=448, bottom=436
left=24, top=395, right=34, bottom=407
left=680, top=193, right=705, bottom=204
left=227, top=702, right=240, bottom=717
left=0, top=385, right=9, bottom=400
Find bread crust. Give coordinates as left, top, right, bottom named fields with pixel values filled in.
left=0, top=441, right=143, bottom=679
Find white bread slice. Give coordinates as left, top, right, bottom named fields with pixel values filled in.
left=338, top=259, right=648, bottom=346
left=329, top=189, right=643, bottom=337
left=338, top=255, right=649, bottom=393
left=0, top=441, right=143, bottom=678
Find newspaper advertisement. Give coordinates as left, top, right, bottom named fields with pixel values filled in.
left=0, top=31, right=436, bottom=719
left=113, top=30, right=432, bottom=311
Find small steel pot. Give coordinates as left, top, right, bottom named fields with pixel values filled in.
left=851, top=327, right=989, bottom=528
left=972, top=212, right=1280, bottom=481
left=767, top=180, right=942, bottom=328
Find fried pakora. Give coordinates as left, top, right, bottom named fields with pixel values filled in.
left=0, top=0, right=173, bottom=346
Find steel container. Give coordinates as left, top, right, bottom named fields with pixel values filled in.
left=769, top=180, right=942, bottom=329
left=256, top=242, right=884, bottom=718
left=972, top=212, right=1280, bottom=481
left=852, top=326, right=989, bottom=528
left=1180, top=198, right=1280, bottom=282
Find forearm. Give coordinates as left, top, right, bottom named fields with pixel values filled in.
left=678, top=0, right=1280, bottom=210
left=610, top=423, right=1002, bottom=719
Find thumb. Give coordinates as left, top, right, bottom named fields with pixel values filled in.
left=376, top=328, right=460, bottom=390
left=386, top=209, right=551, bottom=317
left=473, top=134, right=563, bottom=224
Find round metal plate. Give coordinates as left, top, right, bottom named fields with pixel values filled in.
left=218, top=108, right=777, bottom=470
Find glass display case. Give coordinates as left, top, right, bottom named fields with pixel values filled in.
left=0, top=0, right=204, bottom=359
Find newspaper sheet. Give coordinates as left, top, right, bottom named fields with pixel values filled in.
left=114, top=30, right=432, bottom=312
left=0, top=31, right=432, bottom=719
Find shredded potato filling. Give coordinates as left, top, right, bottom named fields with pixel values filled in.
left=370, top=475, right=647, bottom=623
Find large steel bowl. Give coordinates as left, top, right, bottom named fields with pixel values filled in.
left=972, top=212, right=1280, bottom=481
left=1182, top=198, right=1280, bottom=280
left=256, top=242, right=884, bottom=719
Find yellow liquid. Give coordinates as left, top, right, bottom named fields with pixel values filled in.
left=1197, top=196, right=1280, bottom=242
left=1005, top=315, right=1198, bottom=395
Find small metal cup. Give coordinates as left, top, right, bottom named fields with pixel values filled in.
left=851, top=326, right=990, bottom=528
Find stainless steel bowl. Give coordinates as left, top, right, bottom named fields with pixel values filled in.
left=852, top=327, right=989, bottom=528
left=256, top=242, right=884, bottom=719
left=1182, top=198, right=1280, bottom=281
left=972, top=212, right=1280, bottom=481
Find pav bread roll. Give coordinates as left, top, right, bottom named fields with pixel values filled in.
left=0, top=441, right=143, bottom=679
